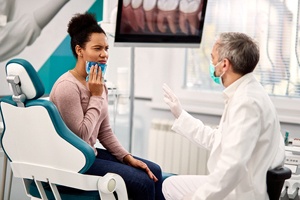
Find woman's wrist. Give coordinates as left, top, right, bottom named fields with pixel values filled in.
left=123, top=154, right=133, bottom=164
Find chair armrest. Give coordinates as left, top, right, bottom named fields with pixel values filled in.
left=11, top=162, right=128, bottom=200
left=267, top=166, right=292, bottom=181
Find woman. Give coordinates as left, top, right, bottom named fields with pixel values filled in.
left=49, top=12, right=164, bottom=200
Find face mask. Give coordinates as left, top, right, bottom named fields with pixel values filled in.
left=209, top=61, right=224, bottom=85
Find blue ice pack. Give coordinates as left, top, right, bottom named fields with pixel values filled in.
left=85, top=61, right=107, bottom=81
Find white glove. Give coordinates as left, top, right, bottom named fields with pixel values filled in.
left=163, top=83, right=182, bottom=118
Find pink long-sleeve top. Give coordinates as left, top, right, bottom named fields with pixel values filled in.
left=49, top=71, right=129, bottom=161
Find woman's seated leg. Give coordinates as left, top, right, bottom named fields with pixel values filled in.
left=85, top=148, right=164, bottom=200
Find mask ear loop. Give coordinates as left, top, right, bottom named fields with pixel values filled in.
left=210, top=60, right=222, bottom=76
left=214, top=60, right=223, bottom=76
left=219, top=71, right=225, bottom=86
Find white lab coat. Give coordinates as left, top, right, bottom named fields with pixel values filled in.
left=170, top=73, right=285, bottom=200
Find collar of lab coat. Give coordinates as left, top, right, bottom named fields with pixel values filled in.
left=222, top=72, right=255, bottom=101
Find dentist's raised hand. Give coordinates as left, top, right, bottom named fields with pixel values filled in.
left=163, top=83, right=182, bottom=118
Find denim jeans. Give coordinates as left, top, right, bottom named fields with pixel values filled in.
left=84, top=148, right=165, bottom=200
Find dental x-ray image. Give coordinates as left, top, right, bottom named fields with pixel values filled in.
left=114, top=0, right=207, bottom=47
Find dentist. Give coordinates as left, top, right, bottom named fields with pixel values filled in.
left=162, top=32, right=285, bottom=200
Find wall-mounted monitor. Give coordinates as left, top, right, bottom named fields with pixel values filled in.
left=114, top=0, right=207, bottom=48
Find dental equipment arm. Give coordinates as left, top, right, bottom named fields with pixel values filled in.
left=33, top=0, right=69, bottom=29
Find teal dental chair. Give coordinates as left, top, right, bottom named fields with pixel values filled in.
left=0, top=58, right=128, bottom=200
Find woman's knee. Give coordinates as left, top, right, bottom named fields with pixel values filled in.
left=127, top=175, right=155, bottom=199
left=135, top=157, right=162, bottom=177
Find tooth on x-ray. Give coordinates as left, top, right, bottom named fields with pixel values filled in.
left=131, top=0, right=145, bottom=31
left=179, top=0, right=202, bottom=35
left=122, top=3, right=139, bottom=32
left=157, top=0, right=179, bottom=33
left=143, top=0, right=157, bottom=32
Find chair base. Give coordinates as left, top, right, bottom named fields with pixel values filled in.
left=28, top=180, right=100, bottom=200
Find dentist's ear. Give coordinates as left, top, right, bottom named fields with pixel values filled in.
left=222, top=58, right=231, bottom=70
left=162, top=83, right=182, bottom=119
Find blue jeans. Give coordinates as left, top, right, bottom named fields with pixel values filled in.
left=84, top=148, right=165, bottom=200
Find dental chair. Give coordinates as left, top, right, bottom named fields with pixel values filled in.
left=267, top=166, right=292, bottom=200
left=0, top=58, right=128, bottom=200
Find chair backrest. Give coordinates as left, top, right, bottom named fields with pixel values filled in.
left=0, top=58, right=95, bottom=173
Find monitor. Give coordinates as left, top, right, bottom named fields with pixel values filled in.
left=114, top=0, right=208, bottom=48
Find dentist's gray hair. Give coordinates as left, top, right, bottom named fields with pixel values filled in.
left=216, top=32, right=260, bottom=75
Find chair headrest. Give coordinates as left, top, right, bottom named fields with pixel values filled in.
left=5, top=59, right=45, bottom=100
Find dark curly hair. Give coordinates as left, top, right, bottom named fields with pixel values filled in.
left=67, top=13, right=106, bottom=58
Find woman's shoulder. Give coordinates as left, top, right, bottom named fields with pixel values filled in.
left=54, top=71, right=78, bottom=87
left=56, top=71, right=73, bottom=81
left=50, top=72, right=79, bottom=96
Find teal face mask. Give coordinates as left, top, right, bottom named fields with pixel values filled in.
left=209, top=61, right=222, bottom=84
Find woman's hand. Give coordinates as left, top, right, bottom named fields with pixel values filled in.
left=123, top=154, right=158, bottom=182
left=88, top=65, right=104, bottom=96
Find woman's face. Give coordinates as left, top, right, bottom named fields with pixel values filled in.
left=81, top=32, right=109, bottom=65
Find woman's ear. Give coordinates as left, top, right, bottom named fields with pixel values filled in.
left=75, top=45, right=83, bottom=57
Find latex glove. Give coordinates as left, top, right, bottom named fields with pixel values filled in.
left=163, top=83, right=182, bottom=118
